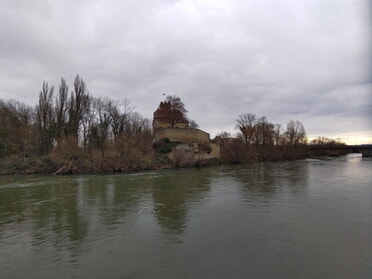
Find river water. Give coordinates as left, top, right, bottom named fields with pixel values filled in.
left=0, top=154, right=371, bottom=279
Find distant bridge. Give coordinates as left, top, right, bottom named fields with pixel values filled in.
left=307, top=144, right=372, bottom=157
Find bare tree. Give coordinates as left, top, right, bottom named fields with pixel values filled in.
left=310, top=136, right=345, bottom=146
left=165, top=95, right=187, bottom=115
left=285, top=120, right=307, bottom=145
left=36, top=81, right=54, bottom=154
left=108, top=101, right=122, bottom=138
left=54, top=78, right=69, bottom=144
left=67, top=75, right=88, bottom=144
left=120, top=98, right=135, bottom=134
left=216, top=131, right=232, bottom=151
left=273, top=124, right=283, bottom=145
left=236, top=113, right=256, bottom=144
left=217, top=131, right=232, bottom=139
left=163, top=95, right=189, bottom=128
left=81, top=95, right=96, bottom=148
left=254, top=116, right=274, bottom=145
left=0, top=100, right=35, bottom=159
left=93, top=97, right=113, bottom=157
left=189, top=120, right=199, bottom=129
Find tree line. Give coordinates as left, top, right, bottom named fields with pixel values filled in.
left=233, top=113, right=307, bottom=146
left=215, top=113, right=308, bottom=163
left=0, top=75, right=153, bottom=173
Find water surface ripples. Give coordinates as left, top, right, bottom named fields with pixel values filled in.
left=0, top=154, right=371, bottom=278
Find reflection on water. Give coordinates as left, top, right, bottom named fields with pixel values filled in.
left=151, top=170, right=211, bottom=235
left=0, top=154, right=371, bottom=278
left=231, top=161, right=309, bottom=204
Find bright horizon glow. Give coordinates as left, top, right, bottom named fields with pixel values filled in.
left=308, top=133, right=372, bottom=145
left=208, top=128, right=372, bottom=145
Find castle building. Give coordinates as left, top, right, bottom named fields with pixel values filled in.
left=152, top=101, right=221, bottom=161
left=153, top=101, right=189, bottom=130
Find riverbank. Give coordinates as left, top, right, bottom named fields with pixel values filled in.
left=0, top=144, right=310, bottom=175
left=0, top=154, right=220, bottom=175
left=4, top=141, right=365, bottom=175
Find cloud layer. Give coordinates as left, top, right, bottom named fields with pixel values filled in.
left=1, top=0, right=371, bottom=142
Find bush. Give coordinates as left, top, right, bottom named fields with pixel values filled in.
left=152, top=138, right=179, bottom=154
left=154, top=154, right=173, bottom=167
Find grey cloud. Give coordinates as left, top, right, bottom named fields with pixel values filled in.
left=0, top=0, right=371, bottom=142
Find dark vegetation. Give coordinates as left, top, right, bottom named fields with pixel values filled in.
left=307, top=136, right=348, bottom=156
left=0, top=75, right=153, bottom=174
left=0, top=75, right=343, bottom=174
left=217, top=114, right=308, bottom=163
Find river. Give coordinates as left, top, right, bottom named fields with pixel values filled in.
left=0, top=154, right=371, bottom=279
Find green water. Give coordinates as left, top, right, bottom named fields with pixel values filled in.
left=0, top=154, right=371, bottom=279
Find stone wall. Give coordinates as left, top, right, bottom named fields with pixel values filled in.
left=167, top=143, right=220, bottom=167
left=154, top=128, right=210, bottom=144
left=153, top=119, right=188, bottom=129
left=153, top=128, right=222, bottom=166
left=209, top=142, right=221, bottom=159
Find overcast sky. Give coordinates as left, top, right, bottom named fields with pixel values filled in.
left=1, top=0, right=371, bottom=143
